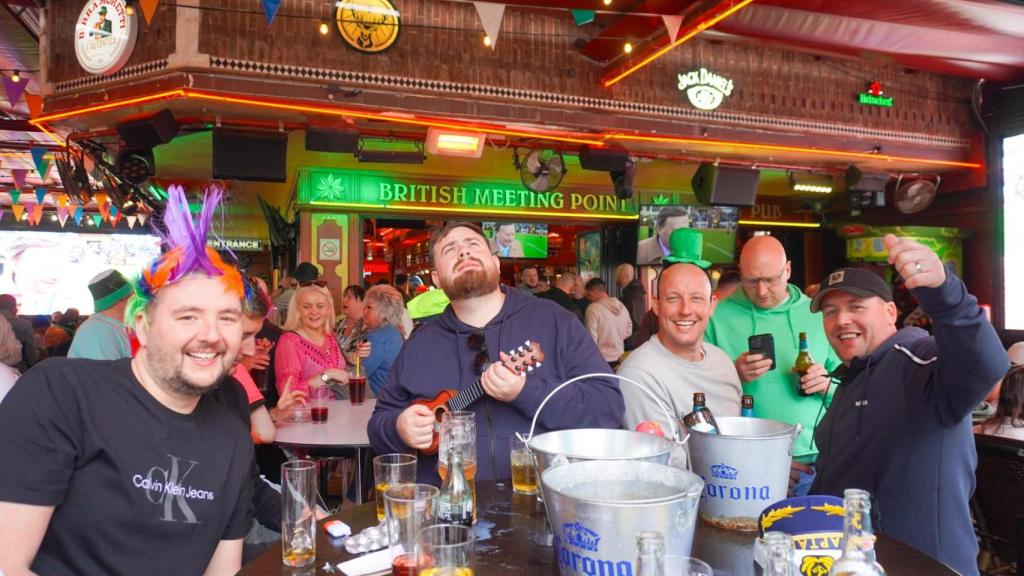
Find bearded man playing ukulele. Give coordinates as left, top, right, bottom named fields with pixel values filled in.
left=368, top=222, right=623, bottom=484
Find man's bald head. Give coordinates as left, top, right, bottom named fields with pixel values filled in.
left=554, top=272, right=576, bottom=293
left=738, top=235, right=791, bottom=309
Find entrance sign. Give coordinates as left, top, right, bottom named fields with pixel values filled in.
left=677, top=68, right=734, bottom=111
left=75, top=0, right=138, bottom=75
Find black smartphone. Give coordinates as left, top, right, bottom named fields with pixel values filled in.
left=748, top=333, right=776, bottom=371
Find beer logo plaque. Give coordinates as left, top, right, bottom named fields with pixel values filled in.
left=677, top=67, right=735, bottom=111
left=74, top=0, right=139, bottom=75
left=335, top=0, right=401, bottom=54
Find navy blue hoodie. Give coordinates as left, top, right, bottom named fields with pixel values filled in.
left=811, top=273, right=1007, bottom=576
left=368, top=285, right=624, bottom=484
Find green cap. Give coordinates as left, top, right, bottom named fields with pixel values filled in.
left=89, top=269, right=133, bottom=312
left=663, top=228, right=711, bottom=269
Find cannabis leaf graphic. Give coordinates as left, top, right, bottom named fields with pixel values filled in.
left=315, top=174, right=346, bottom=202
left=653, top=194, right=671, bottom=206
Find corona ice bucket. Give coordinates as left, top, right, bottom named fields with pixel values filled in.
left=541, top=460, right=704, bottom=576
left=687, top=417, right=801, bottom=532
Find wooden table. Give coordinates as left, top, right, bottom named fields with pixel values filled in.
left=239, top=480, right=957, bottom=575
left=274, top=399, right=375, bottom=504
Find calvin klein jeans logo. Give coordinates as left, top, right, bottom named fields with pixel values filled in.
left=132, top=455, right=216, bottom=524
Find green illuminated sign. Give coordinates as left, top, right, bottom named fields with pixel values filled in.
left=858, top=93, right=893, bottom=107
left=296, top=168, right=636, bottom=219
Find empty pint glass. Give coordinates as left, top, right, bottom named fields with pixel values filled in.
left=281, top=459, right=317, bottom=567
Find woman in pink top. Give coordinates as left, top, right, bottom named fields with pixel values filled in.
left=276, top=283, right=364, bottom=400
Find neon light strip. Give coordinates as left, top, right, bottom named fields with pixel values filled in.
left=603, top=0, right=756, bottom=88
left=608, top=134, right=983, bottom=169
left=308, top=201, right=639, bottom=220
left=739, top=219, right=820, bottom=229
left=29, top=90, right=186, bottom=124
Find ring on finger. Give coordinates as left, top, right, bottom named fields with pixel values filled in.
left=914, top=261, right=922, bottom=273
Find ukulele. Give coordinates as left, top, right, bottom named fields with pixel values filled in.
left=414, top=340, right=545, bottom=455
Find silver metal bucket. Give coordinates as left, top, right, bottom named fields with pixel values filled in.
left=687, top=416, right=801, bottom=532
left=542, top=460, right=704, bottom=576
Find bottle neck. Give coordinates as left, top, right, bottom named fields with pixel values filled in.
left=841, top=493, right=877, bottom=560
left=636, top=532, right=665, bottom=576
left=799, top=339, right=809, bottom=352
left=762, top=532, right=794, bottom=576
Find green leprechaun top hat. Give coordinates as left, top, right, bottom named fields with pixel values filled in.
left=663, top=227, right=711, bottom=269
left=89, top=269, right=133, bottom=312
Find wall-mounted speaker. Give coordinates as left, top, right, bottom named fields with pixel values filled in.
left=611, top=159, right=636, bottom=200
left=691, top=162, right=760, bottom=207
left=845, top=165, right=890, bottom=192
left=305, top=127, right=360, bottom=154
left=115, top=109, right=179, bottom=149
left=212, top=128, right=288, bottom=182
left=580, top=146, right=629, bottom=172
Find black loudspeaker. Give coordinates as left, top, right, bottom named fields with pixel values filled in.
left=116, top=148, right=155, bottom=185
left=845, top=165, right=890, bottom=192
left=305, top=127, right=360, bottom=153
left=115, top=109, right=178, bottom=148
left=611, top=159, right=636, bottom=200
left=580, top=146, right=629, bottom=172
left=213, top=129, right=288, bottom=182
left=691, top=162, right=760, bottom=207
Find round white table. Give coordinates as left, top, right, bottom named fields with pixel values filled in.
left=273, top=399, right=376, bottom=504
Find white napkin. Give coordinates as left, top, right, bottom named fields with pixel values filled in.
left=336, top=545, right=404, bottom=576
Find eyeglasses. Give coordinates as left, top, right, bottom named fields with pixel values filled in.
left=467, top=328, right=489, bottom=374
left=299, top=280, right=328, bottom=288
left=740, top=268, right=787, bottom=289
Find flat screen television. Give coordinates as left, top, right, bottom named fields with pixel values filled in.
left=0, top=230, right=161, bottom=315
left=482, top=222, right=549, bottom=259
left=1003, top=133, right=1024, bottom=330
left=637, top=204, right=739, bottom=265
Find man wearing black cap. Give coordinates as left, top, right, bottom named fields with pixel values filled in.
left=69, top=270, right=134, bottom=360
left=809, top=234, right=1007, bottom=576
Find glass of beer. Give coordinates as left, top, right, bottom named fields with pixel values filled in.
left=384, top=483, right=438, bottom=576
left=438, top=411, right=477, bottom=522
left=374, top=454, right=417, bottom=522
left=281, top=459, right=318, bottom=567
left=416, top=524, right=475, bottom=576
left=509, top=434, right=538, bottom=495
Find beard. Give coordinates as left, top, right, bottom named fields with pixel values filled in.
left=145, top=343, right=234, bottom=397
left=440, top=259, right=501, bottom=301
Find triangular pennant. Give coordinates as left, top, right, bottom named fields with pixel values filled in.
left=126, top=214, right=138, bottom=229
left=98, top=202, right=111, bottom=220
left=11, top=204, right=25, bottom=222
left=1, top=75, right=27, bottom=108
left=261, top=0, right=282, bottom=25
left=56, top=193, right=69, bottom=208
left=73, top=206, right=84, bottom=226
left=91, top=214, right=104, bottom=227
left=29, top=203, right=43, bottom=225
left=57, top=206, right=69, bottom=228
left=30, top=147, right=50, bottom=180
left=139, top=0, right=160, bottom=24
left=109, top=205, right=119, bottom=224
left=24, top=93, right=42, bottom=118
left=662, top=15, right=684, bottom=43
left=9, top=190, right=21, bottom=205
left=35, top=186, right=47, bottom=204
left=137, top=213, right=147, bottom=227
left=24, top=202, right=36, bottom=225
left=112, top=212, right=123, bottom=227
left=473, top=2, right=505, bottom=50
left=0, top=208, right=4, bottom=221
left=93, top=192, right=108, bottom=208
left=571, top=9, right=596, bottom=26
left=11, top=169, right=28, bottom=189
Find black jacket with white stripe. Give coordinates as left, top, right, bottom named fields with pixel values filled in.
left=811, top=273, right=1007, bottom=576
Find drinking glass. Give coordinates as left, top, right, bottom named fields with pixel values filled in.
left=664, top=556, right=714, bottom=576
left=509, top=433, right=538, bottom=495
left=281, top=460, right=318, bottom=567
left=415, top=524, right=475, bottom=576
left=385, top=483, right=439, bottom=576
left=374, top=454, right=418, bottom=521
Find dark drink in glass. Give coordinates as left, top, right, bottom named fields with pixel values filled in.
left=391, top=553, right=417, bottom=576
left=310, top=406, right=329, bottom=423
left=349, top=376, right=367, bottom=405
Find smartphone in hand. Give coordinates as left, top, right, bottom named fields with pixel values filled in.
left=748, top=333, right=776, bottom=371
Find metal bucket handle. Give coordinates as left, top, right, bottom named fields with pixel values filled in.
left=517, top=372, right=687, bottom=447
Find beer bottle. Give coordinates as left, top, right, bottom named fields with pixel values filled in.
left=829, top=489, right=886, bottom=576
left=762, top=531, right=796, bottom=575
left=635, top=530, right=665, bottom=576
left=794, top=332, right=815, bottom=397
left=437, top=447, right=473, bottom=527
left=681, top=392, right=720, bottom=435
left=741, top=394, right=755, bottom=417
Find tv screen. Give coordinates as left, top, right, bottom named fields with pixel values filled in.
left=481, top=222, right=549, bottom=259
left=637, top=204, right=739, bottom=265
left=0, top=231, right=161, bottom=315
left=1004, top=133, right=1024, bottom=330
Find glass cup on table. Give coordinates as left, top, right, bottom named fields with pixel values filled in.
left=281, top=459, right=318, bottom=567
left=374, top=454, right=418, bottom=522
left=664, top=556, right=714, bottom=576
left=509, top=433, right=539, bottom=496
left=384, top=483, right=439, bottom=576
left=415, top=524, right=475, bottom=576
left=438, top=411, right=477, bottom=523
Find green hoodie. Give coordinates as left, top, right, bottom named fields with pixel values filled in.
left=704, top=284, right=841, bottom=463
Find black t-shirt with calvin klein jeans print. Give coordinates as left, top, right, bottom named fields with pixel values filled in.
left=0, top=358, right=253, bottom=575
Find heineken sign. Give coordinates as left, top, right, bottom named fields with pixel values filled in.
left=858, top=81, right=893, bottom=108
left=677, top=67, right=734, bottom=111
left=297, top=168, right=635, bottom=219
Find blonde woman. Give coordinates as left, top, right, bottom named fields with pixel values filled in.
left=275, top=283, right=368, bottom=400
left=361, top=285, right=407, bottom=395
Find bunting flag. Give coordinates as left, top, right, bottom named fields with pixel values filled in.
left=109, top=205, right=119, bottom=224
left=35, top=186, right=47, bottom=204
left=11, top=204, right=25, bottom=222
left=31, top=147, right=50, bottom=180
left=29, top=203, right=43, bottom=225
left=571, top=9, right=596, bottom=26
left=11, top=169, right=28, bottom=189
left=91, top=214, right=104, bottom=227
left=473, top=2, right=505, bottom=50
left=24, top=202, right=36, bottom=225
left=261, top=0, right=282, bottom=25
left=137, top=213, right=147, bottom=227
left=9, top=190, right=21, bottom=205
left=139, top=0, right=160, bottom=24
left=662, top=15, right=684, bottom=43
left=73, top=206, right=84, bottom=226
left=126, top=214, right=138, bottom=229
left=57, top=206, right=69, bottom=228
left=112, top=212, right=123, bottom=227
left=56, top=193, right=69, bottom=208
left=24, top=93, right=42, bottom=118
left=1, top=75, right=27, bottom=108
left=93, top=192, right=108, bottom=208
left=98, top=200, right=111, bottom=220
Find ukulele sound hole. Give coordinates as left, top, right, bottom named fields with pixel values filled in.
left=434, top=406, right=447, bottom=423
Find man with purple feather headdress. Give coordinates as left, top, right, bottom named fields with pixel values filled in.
left=0, top=185, right=255, bottom=576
